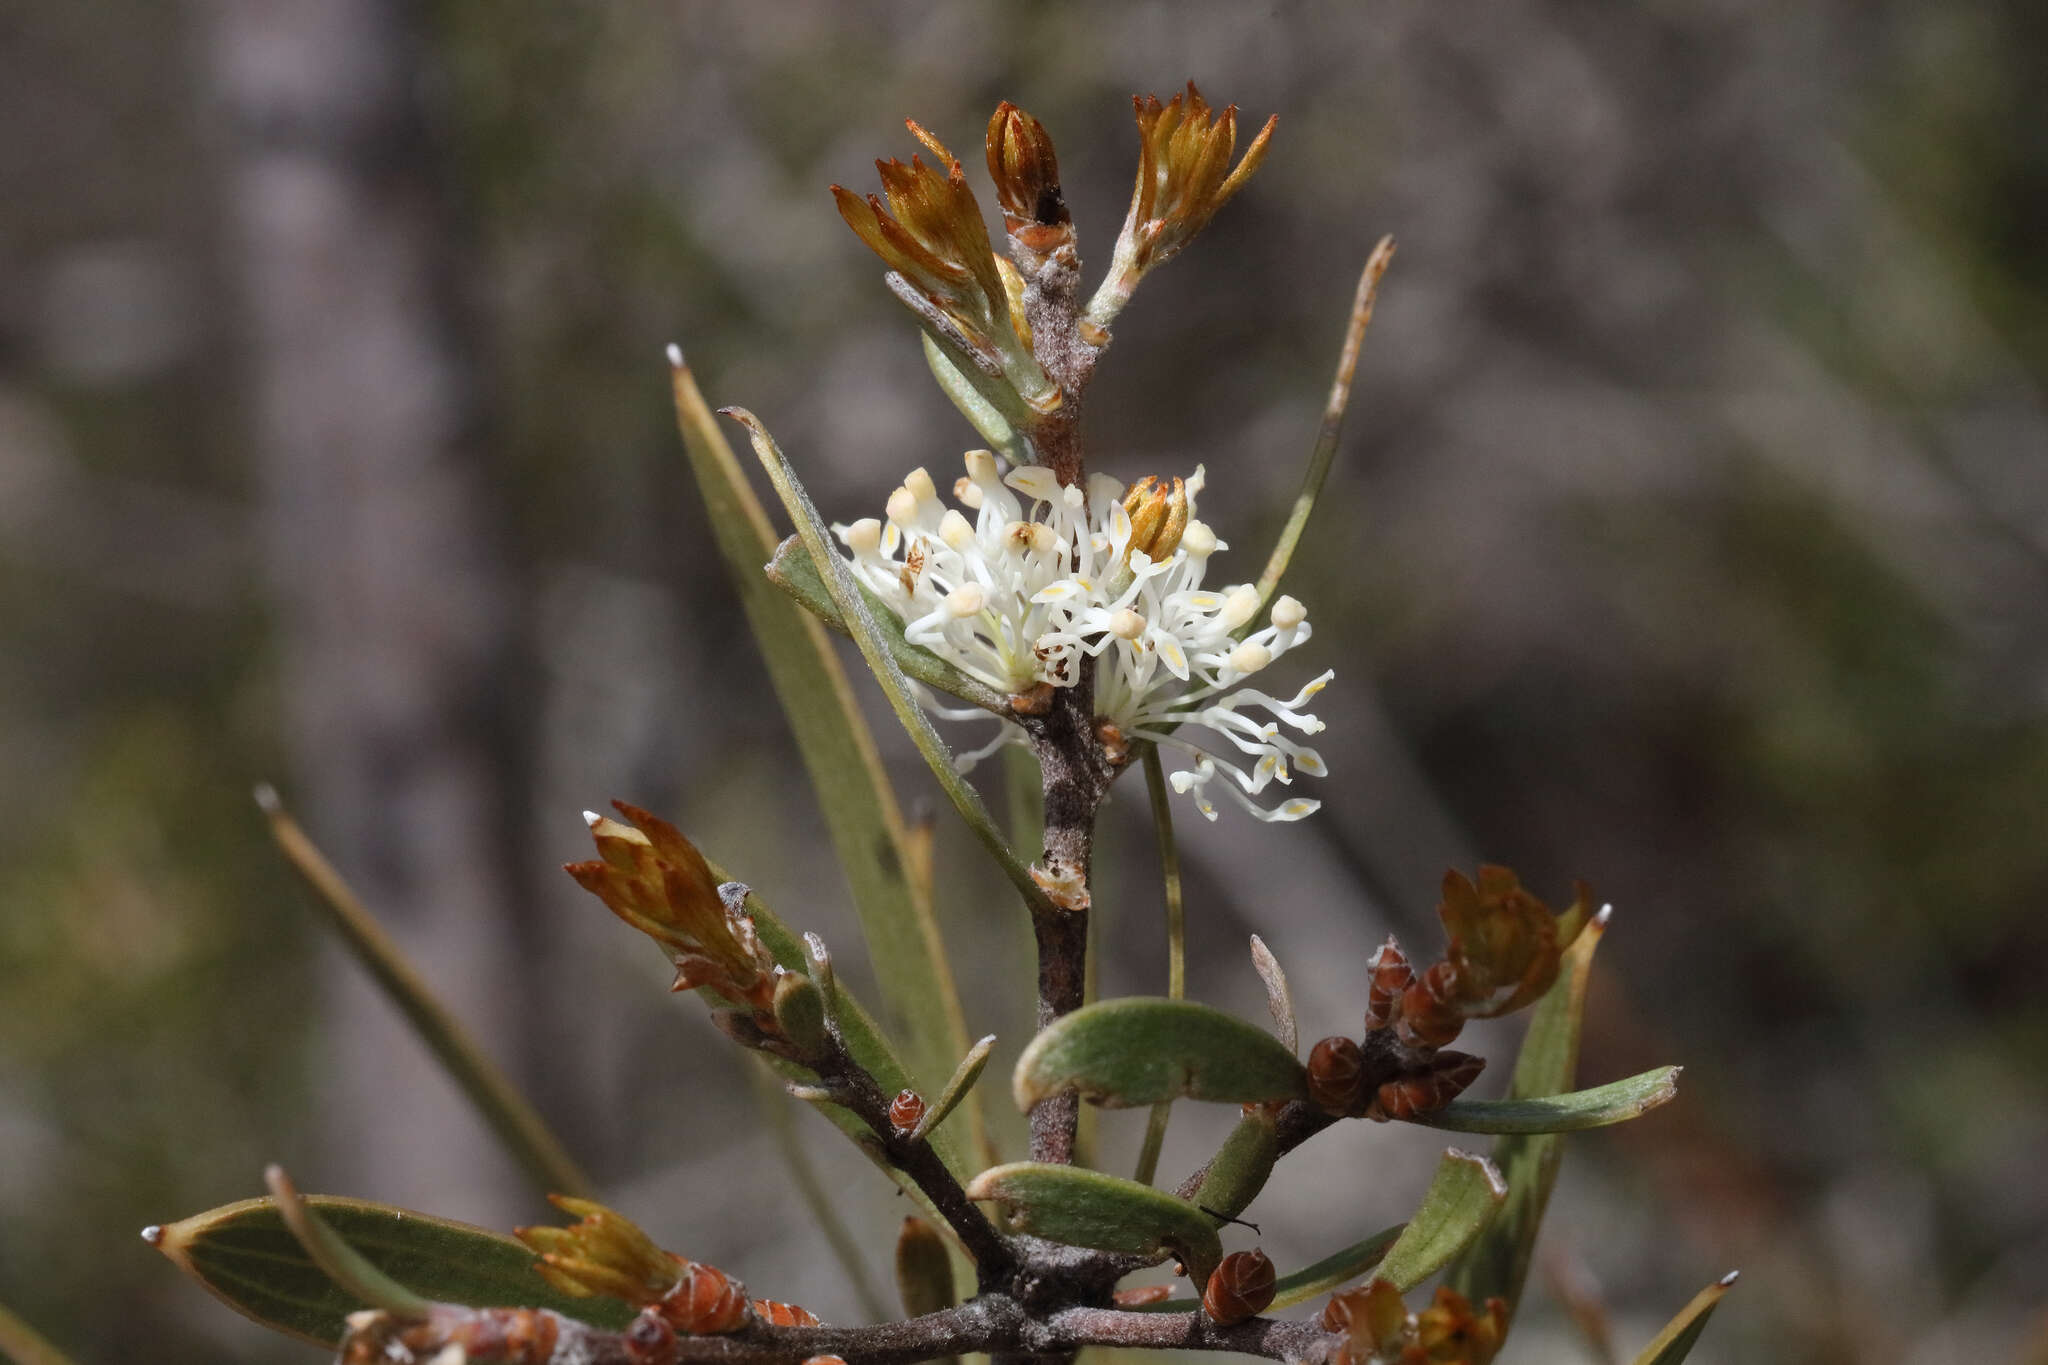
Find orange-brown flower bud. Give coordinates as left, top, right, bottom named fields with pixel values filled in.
left=832, top=121, right=1055, bottom=412
left=1414, top=1285, right=1506, bottom=1364
left=1394, top=961, right=1465, bottom=1052
left=1203, top=1249, right=1277, bottom=1325
left=1122, top=475, right=1189, bottom=563
left=1323, top=1278, right=1414, bottom=1361
left=517, top=1196, right=682, bottom=1308
left=1437, top=865, right=1577, bottom=1019
left=566, top=803, right=777, bottom=1012
left=985, top=102, right=1070, bottom=248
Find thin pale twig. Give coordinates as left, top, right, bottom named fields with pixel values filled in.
left=1255, top=236, right=1396, bottom=609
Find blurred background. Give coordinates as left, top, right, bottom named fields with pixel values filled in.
left=3, top=1, right=2046, bottom=1361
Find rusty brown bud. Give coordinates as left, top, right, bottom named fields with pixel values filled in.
left=751, top=1299, right=821, bottom=1328
left=888, top=1088, right=927, bottom=1135
left=1306, top=1035, right=1366, bottom=1116
left=1372, top=1051, right=1485, bottom=1123
left=1202, top=1249, right=1276, bottom=1325
left=1363, top=936, right=1412, bottom=1033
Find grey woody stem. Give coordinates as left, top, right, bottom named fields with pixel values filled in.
left=403, top=1301, right=1339, bottom=1365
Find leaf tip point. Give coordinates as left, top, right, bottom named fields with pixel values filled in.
left=1719, top=1269, right=1740, bottom=1287
left=140, top=1224, right=163, bottom=1246
left=665, top=343, right=685, bottom=369
left=253, top=782, right=281, bottom=814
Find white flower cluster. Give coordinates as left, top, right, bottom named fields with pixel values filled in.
left=835, top=450, right=1331, bottom=822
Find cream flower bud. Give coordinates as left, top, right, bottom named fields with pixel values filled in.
left=963, top=449, right=999, bottom=483
left=1181, top=520, right=1216, bottom=557
left=946, top=584, right=985, bottom=618
left=1229, top=641, right=1272, bottom=674
left=843, top=518, right=883, bottom=555
left=1219, top=586, right=1260, bottom=630
left=954, top=476, right=985, bottom=509
left=1110, top=609, right=1147, bottom=640
left=940, top=509, right=976, bottom=550
left=905, top=466, right=937, bottom=502
left=1271, top=595, right=1307, bottom=630
left=886, top=486, right=918, bottom=524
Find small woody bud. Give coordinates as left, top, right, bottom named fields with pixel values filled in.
left=1306, top=1035, right=1366, bottom=1116
left=1202, top=1249, right=1276, bottom=1325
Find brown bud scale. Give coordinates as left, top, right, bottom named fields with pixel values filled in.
left=751, top=1298, right=821, bottom=1328
left=1306, top=1035, right=1366, bottom=1117
left=1202, top=1249, right=1277, bottom=1325
left=889, top=1088, right=927, bottom=1135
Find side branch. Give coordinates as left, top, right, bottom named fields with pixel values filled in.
left=808, top=1026, right=1015, bottom=1280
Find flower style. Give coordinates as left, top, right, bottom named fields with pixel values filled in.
left=834, top=450, right=1331, bottom=822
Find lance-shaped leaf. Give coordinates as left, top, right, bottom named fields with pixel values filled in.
left=914, top=1034, right=997, bottom=1142
left=145, top=1195, right=635, bottom=1347
left=1013, top=998, right=1308, bottom=1112
left=1413, top=1066, right=1680, bottom=1134
left=764, top=534, right=1006, bottom=713
left=1375, top=1150, right=1507, bottom=1292
left=727, top=406, right=1056, bottom=920
left=1632, top=1272, right=1739, bottom=1365
left=1445, top=906, right=1612, bottom=1321
left=1134, top=1223, right=1406, bottom=1313
left=667, top=354, right=975, bottom=1138
left=922, top=334, right=1028, bottom=465
left=965, top=1163, right=1224, bottom=1284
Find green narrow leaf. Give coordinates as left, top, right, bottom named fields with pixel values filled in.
left=258, top=787, right=593, bottom=1201
left=1632, top=1272, right=1739, bottom=1365
left=145, top=1195, right=635, bottom=1347
left=1255, top=237, right=1396, bottom=610
left=0, top=1301, right=81, bottom=1365
left=1444, top=906, right=1613, bottom=1321
left=1133, top=747, right=1187, bottom=1186
left=922, top=333, right=1028, bottom=465
left=1013, top=998, right=1307, bottom=1112
left=1375, top=1149, right=1508, bottom=1292
left=668, top=356, right=977, bottom=1146
left=914, top=1034, right=998, bottom=1142
left=965, top=1163, right=1223, bottom=1285
left=723, top=405, right=1057, bottom=920
left=1134, top=1224, right=1405, bottom=1313
left=264, top=1166, right=431, bottom=1319
left=764, top=536, right=1007, bottom=712
left=1414, top=1067, right=1680, bottom=1134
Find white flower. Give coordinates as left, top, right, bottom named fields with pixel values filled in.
left=835, top=450, right=1330, bottom=822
